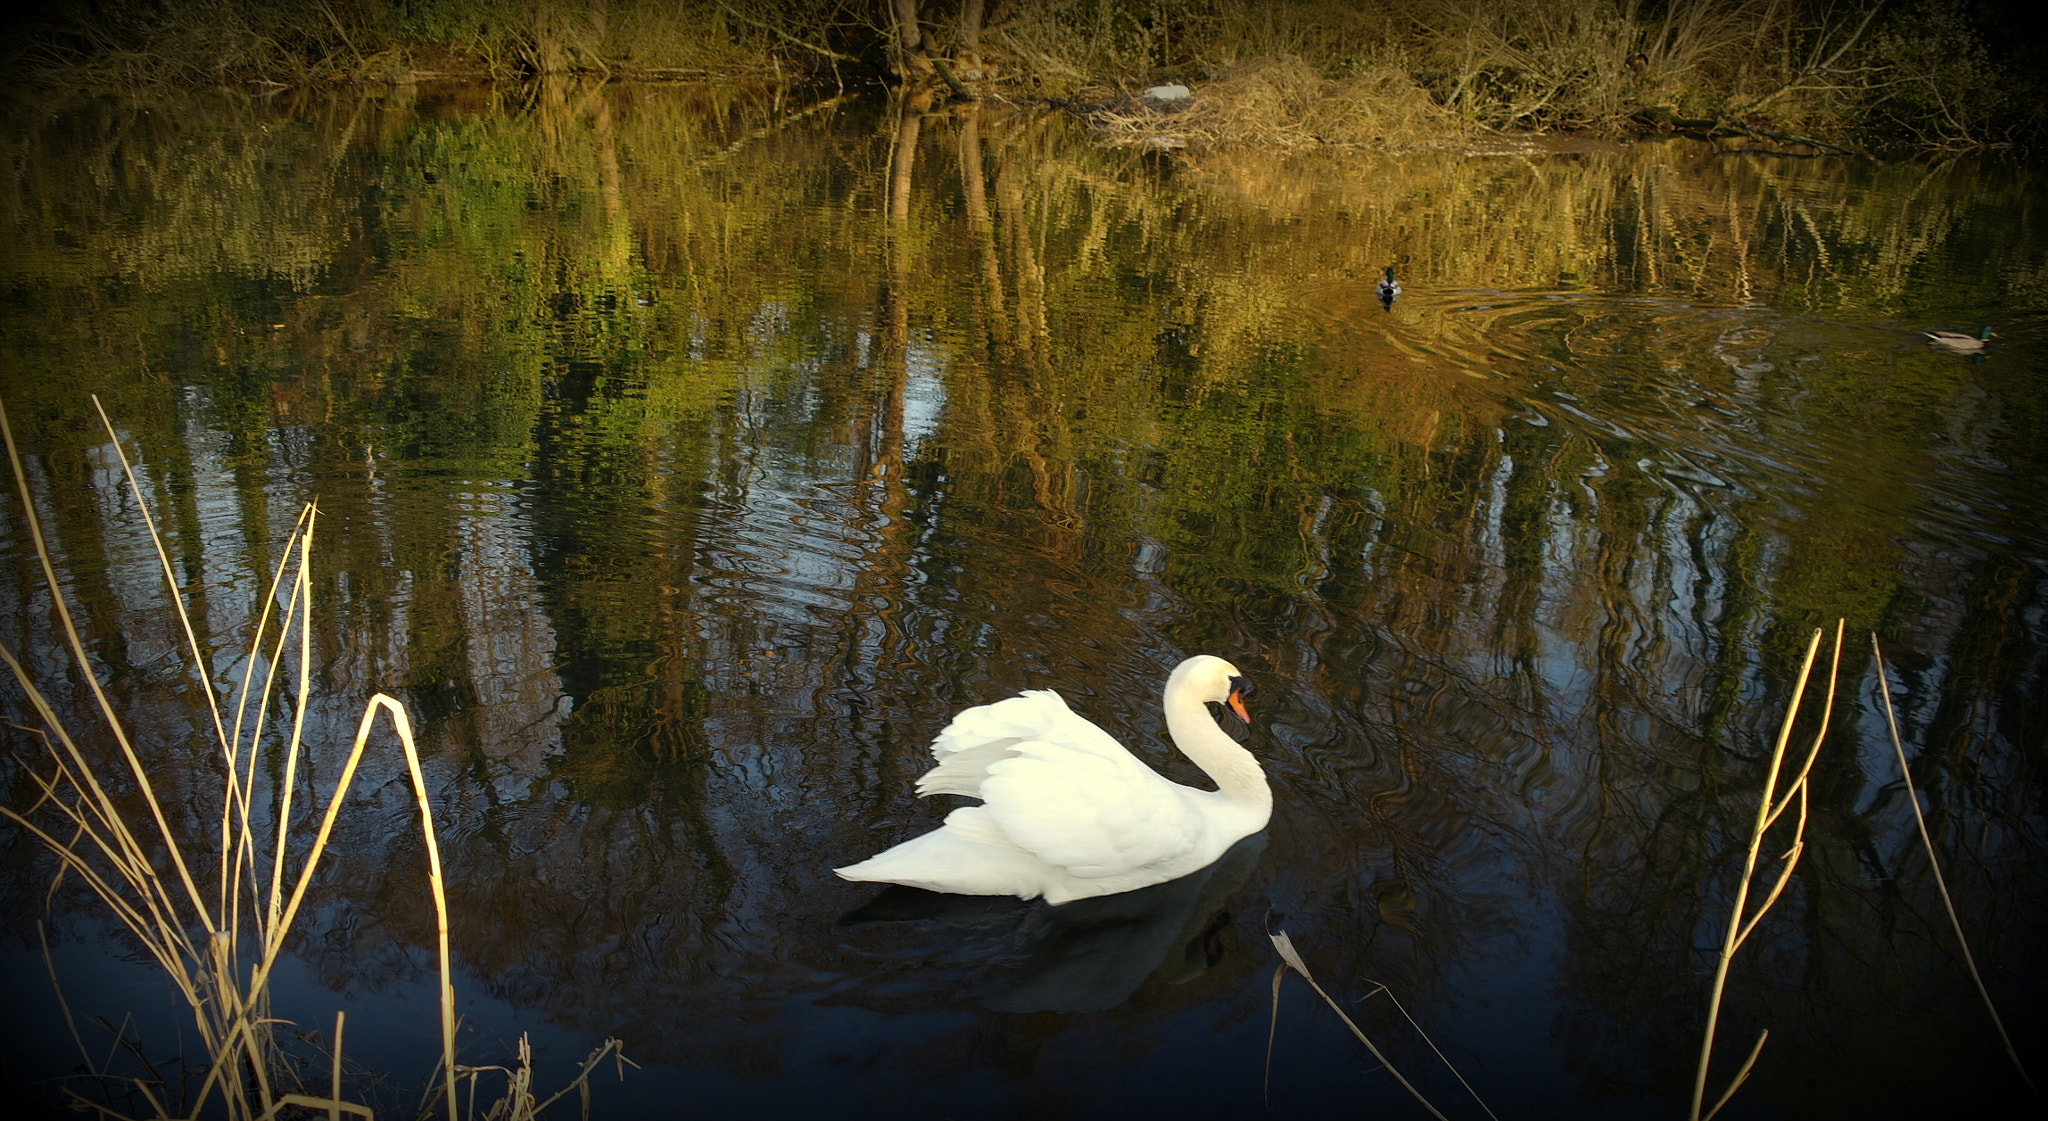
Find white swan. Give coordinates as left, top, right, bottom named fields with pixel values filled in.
left=835, top=656, right=1270, bottom=905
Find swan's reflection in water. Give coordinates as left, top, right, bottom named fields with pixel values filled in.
left=838, top=832, right=1267, bottom=1013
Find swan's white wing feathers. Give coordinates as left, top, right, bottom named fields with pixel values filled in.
left=979, top=726, right=1205, bottom=880
left=917, top=690, right=1097, bottom=797
left=911, top=688, right=1204, bottom=879
left=937, top=804, right=1033, bottom=852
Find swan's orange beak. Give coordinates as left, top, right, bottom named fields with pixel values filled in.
left=1227, top=685, right=1251, bottom=725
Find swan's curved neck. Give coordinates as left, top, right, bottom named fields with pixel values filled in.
left=1164, top=685, right=1270, bottom=809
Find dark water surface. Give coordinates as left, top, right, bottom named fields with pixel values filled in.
left=2, top=83, right=2043, bottom=1118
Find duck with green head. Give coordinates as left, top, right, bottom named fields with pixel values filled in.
left=1923, top=326, right=1995, bottom=351
left=1377, top=266, right=1401, bottom=310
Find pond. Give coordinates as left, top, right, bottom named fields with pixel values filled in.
left=1, top=82, right=2042, bottom=1118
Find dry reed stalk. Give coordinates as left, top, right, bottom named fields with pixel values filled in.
left=0, top=391, right=458, bottom=1119
left=453, top=1034, right=635, bottom=1121
left=1870, top=636, right=2033, bottom=1092
left=1688, top=620, right=1843, bottom=1121
left=1266, top=930, right=1492, bottom=1120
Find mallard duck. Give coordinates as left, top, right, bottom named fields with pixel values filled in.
left=1377, top=266, right=1401, bottom=310
left=1923, top=326, right=1995, bottom=351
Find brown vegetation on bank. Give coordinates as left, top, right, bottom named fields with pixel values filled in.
left=2, top=0, right=2043, bottom=151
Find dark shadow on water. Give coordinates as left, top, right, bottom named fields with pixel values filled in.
left=837, top=831, right=1268, bottom=1014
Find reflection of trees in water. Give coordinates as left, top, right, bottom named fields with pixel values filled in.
left=2, top=81, right=2042, bottom=1106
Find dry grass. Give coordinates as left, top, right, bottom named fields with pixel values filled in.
left=1085, top=57, right=1452, bottom=150
left=3, top=1, right=2030, bottom=149
left=0, top=391, right=625, bottom=1118
left=1689, top=622, right=1842, bottom=1121
left=1871, top=637, right=2033, bottom=1092
left=0, top=390, right=453, bottom=1118
left=1265, top=930, right=1497, bottom=1120
left=1408, top=0, right=1775, bottom=129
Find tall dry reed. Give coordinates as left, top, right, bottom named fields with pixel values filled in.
left=1871, top=636, right=2033, bottom=1092
left=1265, top=930, right=1497, bottom=1120
left=1689, top=621, right=1842, bottom=1121
left=0, top=391, right=458, bottom=1119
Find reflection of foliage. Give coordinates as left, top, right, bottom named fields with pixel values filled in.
left=1, top=83, right=2041, bottom=1109
left=4, top=81, right=2040, bottom=733
left=3, top=81, right=2041, bottom=691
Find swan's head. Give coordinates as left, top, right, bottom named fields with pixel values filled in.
left=1171, top=655, right=1254, bottom=725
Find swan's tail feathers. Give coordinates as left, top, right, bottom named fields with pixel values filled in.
left=918, top=691, right=1075, bottom=797
left=833, top=808, right=1050, bottom=899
